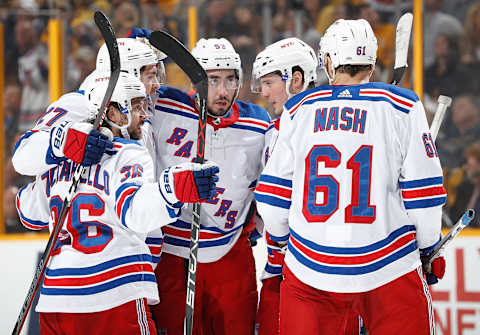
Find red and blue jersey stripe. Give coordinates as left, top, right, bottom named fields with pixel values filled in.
left=286, top=89, right=333, bottom=120
left=254, top=174, right=292, bottom=210
left=41, top=254, right=156, bottom=295
left=145, top=237, right=163, bottom=264
left=399, top=176, right=447, bottom=209
left=162, top=219, right=242, bottom=248
left=288, top=225, right=418, bottom=275
left=359, top=88, right=415, bottom=114
left=115, top=183, right=141, bottom=227
left=16, top=185, right=48, bottom=230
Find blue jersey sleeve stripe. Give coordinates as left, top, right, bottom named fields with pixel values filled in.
left=259, top=174, right=292, bottom=188
left=399, top=176, right=443, bottom=189
left=267, top=233, right=290, bottom=243
left=145, top=237, right=163, bottom=244
left=265, top=263, right=283, bottom=275
left=230, top=124, right=266, bottom=134
left=120, top=189, right=139, bottom=227
left=155, top=105, right=199, bottom=121
left=115, top=182, right=141, bottom=200
left=12, top=130, right=37, bottom=156
left=254, top=193, right=291, bottom=209
left=403, top=197, right=447, bottom=209
left=19, top=212, right=48, bottom=230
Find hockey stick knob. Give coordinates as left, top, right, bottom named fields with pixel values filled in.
left=99, top=127, right=114, bottom=141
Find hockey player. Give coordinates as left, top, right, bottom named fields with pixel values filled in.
left=95, top=37, right=166, bottom=166
left=255, top=19, right=447, bottom=335
left=15, top=72, right=219, bottom=334
left=251, top=37, right=318, bottom=335
left=12, top=38, right=164, bottom=177
left=12, top=38, right=169, bottom=270
left=130, top=35, right=270, bottom=334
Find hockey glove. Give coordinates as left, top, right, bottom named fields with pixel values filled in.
left=158, top=161, right=220, bottom=206
left=50, top=121, right=114, bottom=166
left=420, top=238, right=446, bottom=285
left=126, top=27, right=152, bottom=39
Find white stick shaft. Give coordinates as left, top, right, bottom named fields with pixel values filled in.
left=430, top=95, right=452, bottom=141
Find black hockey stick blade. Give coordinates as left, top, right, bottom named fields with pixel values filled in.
left=149, top=30, right=207, bottom=335
left=93, top=11, right=120, bottom=129
left=11, top=11, right=119, bottom=335
left=391, top=67, right=406, bottom=86
left=149, top=31, right=207, bottom=86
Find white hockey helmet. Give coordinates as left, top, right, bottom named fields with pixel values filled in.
left=251, top=37, right=318, bottom=96
left=192, top=38, right=243, bottom=95
left=82, top=70, right=146, bottom=135
left=96, top=38, right=166, bottom=84
left=319, top=19, right=377, bottom=82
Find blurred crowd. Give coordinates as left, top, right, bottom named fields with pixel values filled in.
left=2, top=0, right=480, bottom=232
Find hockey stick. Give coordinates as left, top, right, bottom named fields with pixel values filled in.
left=391, top=12, right=413, bottom=85
left=422, top=209, right=475, bottom=272
left=11, top=11, right=119, bottom=335
left=149, top=31, right=208, bottom=335
left=430, top=95, right=452, bottom=141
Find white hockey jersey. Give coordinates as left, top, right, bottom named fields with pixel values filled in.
left=15, top=138, right=179, bottom=313
left=12, top=91, right=164, bottom=261
left=255, top=83, right=447, bottom=293
left=12, top=92, right=89, bottom=176
left=152, top=86, right=270, bottom=262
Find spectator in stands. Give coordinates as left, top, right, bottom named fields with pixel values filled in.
left=4, top=82, right=21, bottom=149
left=354, top=2, right=395, bottom=82
left=459, top=1, right=480, bottom=65
left=315, top=0, right=348, bottom=35
left=15, top=19, right=49, bottom=131
left=423, top=0, right=462, bottom=68
left=448, top=141, right=480, bottom=227
left=67, top=46, right=97, bottom=91
left=113, top=1, right=140, bottom=37
left=200, top=0, right=235, bottom=38
left=425, top=33, right=472, bottom=99
left=437, top=94, right=480, bottom=169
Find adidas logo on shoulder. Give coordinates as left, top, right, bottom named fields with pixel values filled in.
left=338, top=89, right=352, bottom=98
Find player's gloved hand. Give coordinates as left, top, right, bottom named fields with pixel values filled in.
left=420, top=238, right=446, bottom=285
left=50, top=121, right=114, bottom=166
left=126, top=27, right=152, bottom=39
left=158, top=161, right=220, bottom=206
left=266, top=231, right=287, bottom=268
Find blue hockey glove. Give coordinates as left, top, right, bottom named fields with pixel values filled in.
left=159, top=161, right=220, bottom=206
left=50, top=121, right=114, bottom=166
left=126, top=28, right=152, bottom=39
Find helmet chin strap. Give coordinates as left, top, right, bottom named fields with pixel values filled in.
left=120, top=128, right=130, bottom=139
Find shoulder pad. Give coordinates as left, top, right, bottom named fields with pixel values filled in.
left=235, top=100, right=271, bottom=123
left=156, top=86, right=194, bottom=107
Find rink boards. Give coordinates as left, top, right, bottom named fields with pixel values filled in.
left=0, top=231, right=479, bottom=334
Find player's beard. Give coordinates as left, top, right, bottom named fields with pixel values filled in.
left=208, top=97, right=233, bottom=117
left=128, top=120, right=144, bottom=140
